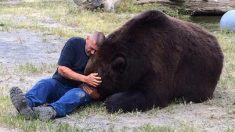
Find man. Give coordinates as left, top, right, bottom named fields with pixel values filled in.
left=10, top=31, right=105, bottom=121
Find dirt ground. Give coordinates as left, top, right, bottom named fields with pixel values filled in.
left=0, top=28, right=234, bottom=131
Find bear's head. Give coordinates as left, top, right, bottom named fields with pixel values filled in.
left=84, top=31, right=153, bottom=98
left=84, top=10, right=169, bottom=98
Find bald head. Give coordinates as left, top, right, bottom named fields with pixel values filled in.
left=85, top=31, right=105, bottom=56
left=90, top=31, right=105, bottom=48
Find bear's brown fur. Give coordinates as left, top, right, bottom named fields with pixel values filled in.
left=85, top=10, right=224, bottom=112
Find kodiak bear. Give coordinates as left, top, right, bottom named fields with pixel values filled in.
left=84, top=10, right=224, bottom=113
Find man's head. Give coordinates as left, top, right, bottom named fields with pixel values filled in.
left=85, top=31, right=105, bottom=56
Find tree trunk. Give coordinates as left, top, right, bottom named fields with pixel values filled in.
left=136, top=0, right=235, bottom=16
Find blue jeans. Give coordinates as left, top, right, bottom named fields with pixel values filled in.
left=25, top=78, right=91, bottom=117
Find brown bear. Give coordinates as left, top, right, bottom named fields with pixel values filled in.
left=84, top=10, right=224, bottom=113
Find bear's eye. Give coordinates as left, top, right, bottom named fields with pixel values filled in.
left=111, top=56, right=126, bottom=74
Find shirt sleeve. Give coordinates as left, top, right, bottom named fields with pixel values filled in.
left=57, top=38, right=76, bottom=67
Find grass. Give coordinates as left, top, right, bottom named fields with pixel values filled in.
left=15, top=63, right=57, bottom=74
left=0, top=0, right=186, bottom=37
left=0, top=64, right=10, bottom=75
left=216, top=32, right=235, bottom=89
left=0, top=93, right=83, bottom=131
left=133, top=124, right=174, bottom=132
left=226, top=128, right=235, bottom=132
left=0, top=0, right=235, bottom=131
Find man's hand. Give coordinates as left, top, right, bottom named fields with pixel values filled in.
left=83, top=73, right=102, bottom=87
left=58, top=66, right=102, bottom=87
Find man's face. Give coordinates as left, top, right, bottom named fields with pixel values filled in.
left=85, top=35, right=98, bottom=56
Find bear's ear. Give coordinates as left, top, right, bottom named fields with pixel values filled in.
left=111, top=56, right=126, bottom=74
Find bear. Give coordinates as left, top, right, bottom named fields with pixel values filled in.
left=84, top=10, right=224, bottom=113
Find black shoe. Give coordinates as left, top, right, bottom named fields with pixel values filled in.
left=33, top=106, right=56, bottom=121
left=10, top=87, right=34, bottom=119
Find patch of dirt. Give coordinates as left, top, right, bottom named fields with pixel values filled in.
left=0, top=29, right=65, bottom=68
left=0, top=127, right=22, bottom=132
left=0, top=0, right=22, bottom=5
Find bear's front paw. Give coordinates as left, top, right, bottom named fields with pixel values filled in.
left=104, top=96, right=122, bottom=113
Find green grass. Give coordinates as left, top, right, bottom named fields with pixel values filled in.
left=0, top=93, right=83, bottom=131
left=0, top=63, right=56, bottom=75
left=0, top=64, right=10, bottom=75
left=14, top=63, right=57, bottom=74
left=226, top=128, right=235, bottom=132
left=216, top=32, right=235, bottom=89
left=0, top=0, right=184, bottom=37
left=134, top=124, right=174, bottom=132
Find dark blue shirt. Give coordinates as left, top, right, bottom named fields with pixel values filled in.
left=52, top=37, right=89, bottom=87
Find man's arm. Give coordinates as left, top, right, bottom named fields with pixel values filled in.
left=58, top=65, right=101, bottom=87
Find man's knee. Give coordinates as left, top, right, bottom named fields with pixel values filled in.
left=38, top=78, right=57, bottom=85
left=26, top=78, right=58, bottom=96
left=35, top=78, right=58, bottom=90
